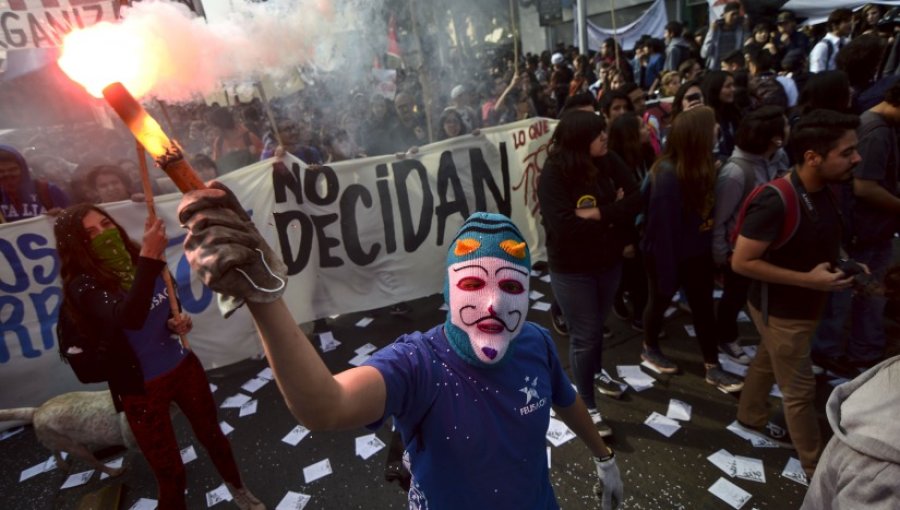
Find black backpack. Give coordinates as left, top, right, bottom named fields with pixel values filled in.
left=57, top=301, right=110, bottom=384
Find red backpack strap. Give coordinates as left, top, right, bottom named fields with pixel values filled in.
left=729, top=183, right=767, bottom=247
left=766, top=176, right=800, bottom=250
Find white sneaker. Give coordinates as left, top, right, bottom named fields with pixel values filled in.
left=587, top=408, right=613, bottom=437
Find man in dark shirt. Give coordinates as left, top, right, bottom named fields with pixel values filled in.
left=813, top=82, right=900, bottom=373
left=731, top=110, right=861, bottom=479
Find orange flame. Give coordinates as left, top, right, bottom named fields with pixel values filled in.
left=58, top=21, right=163, bottom=99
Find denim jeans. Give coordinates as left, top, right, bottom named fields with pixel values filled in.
left=812, top=239, right=893, bottom=363
left=550, top=264, right=622, bottom=409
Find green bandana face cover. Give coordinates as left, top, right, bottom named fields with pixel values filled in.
left=90, top=227, right=136, bottom=290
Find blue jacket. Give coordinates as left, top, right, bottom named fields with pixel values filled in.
left=0, top=144, right=69, bottom=223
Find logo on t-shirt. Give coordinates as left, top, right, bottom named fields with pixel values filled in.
left=519, top=375, right=547, bottom=416
left=576, top=195, right=597, bottom=209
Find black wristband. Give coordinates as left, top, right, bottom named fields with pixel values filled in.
left=595, top=450, right=615, bottom=463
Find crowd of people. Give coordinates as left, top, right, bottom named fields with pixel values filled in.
left=2, top=2, right=900, bottom=509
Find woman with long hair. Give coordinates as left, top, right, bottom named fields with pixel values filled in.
left=538, top=110, right=641, bottom=430
left=670, top=79, right=705, bottom=122
left=702, top=70, right=741, bottom=160
left=53, top=205, right=263, bottom=510
left=639, top=106, right=743, bottom=393
left=608, top=113, right=656, bottom=330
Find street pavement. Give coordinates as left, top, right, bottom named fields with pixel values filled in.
left=2, top=264, right=896, bottom=510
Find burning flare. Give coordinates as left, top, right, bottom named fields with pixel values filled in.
left=58, top=21, right=163, bottom=99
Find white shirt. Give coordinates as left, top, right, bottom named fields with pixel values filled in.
left=809, top=32, right=847, bottom=73
left=776, top=75, right=799, bottom=107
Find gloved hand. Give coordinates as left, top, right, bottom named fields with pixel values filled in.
left=593, top=452, right=623, bottom=510
left=178, top=181, right=287, bottom=317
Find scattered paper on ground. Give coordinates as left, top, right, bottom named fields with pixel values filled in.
left=684, top=325, right=697, bottom=337
left=664, top=306, right=677, bottom=318
left=734, top=455, right=766, bottom=483
left=60, top=470, right=94, bottom=489
left=219, top=421, right=234, bottom=436
left=546, top=417, right=576, bottom=447
left=221, top=393, right=252, bottom=409
left=241, top=377, right=269, bottom=394
left=302, top=459, right=333, bottom=483
left=354, top=433, right=386, bottom=460
left=708, top=477, right=752, bottom=509
left=257, top=367, right=274, bottom=380
left=99, top=457, right=124, bottom=480
left=737, top=311, right=751, bottom=322
left=438, top=303, right=449, bottom=311
left=318, top=332, right=341, bottom=352
left=540, top=274, right=551, bottom=283
left=0, top=426, right=24, bottom=441
left=282, top=425, right=311, bottom=446
left=205, top=482, right=233, bottom=507
left=782, top=457, right=808, bottom=486
left=355, top=343, right=378, bottom=355
left=276, top=491, right=311, bottom=510
left=531, top=301, right=551, bottom=312
left=726, top=421, right=779, bottom=448
left=355, top=317, right=374, bottom=328
left=618, top=365, right=656, bottom=391
left=239, top=400, right=258, bottom=417
left=707, top=449, right=737, bottom=477
left=348, top=352, right=372, bottom=366
left=529, top=290, right=544, bottom=300
left=769, top=385, right=783, bottom=398
left=128, top=498, right=158, bottom=510
left=666, top=399, right=692, bottom=421
left=644, top=412, right=681, bottom=437
left=209, top=383, right=218, bottom=393
left=180, top=445, right=198, bottom=464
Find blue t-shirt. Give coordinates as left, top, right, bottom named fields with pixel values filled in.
left=365, top=323, right=577, bottom=510
left=124, top=276, right=187, bottom=381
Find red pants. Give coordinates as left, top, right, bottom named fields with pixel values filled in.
left=122, top=352, right=242, bottom=510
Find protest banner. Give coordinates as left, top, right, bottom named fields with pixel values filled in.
left=0, top=0, right=118, bottom=50
left=0, top=117, right=555, bottom=414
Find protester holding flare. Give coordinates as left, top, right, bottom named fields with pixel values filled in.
left=176, top=185, right=624, bottom=509
left=53, top=204, right=264, bottom=510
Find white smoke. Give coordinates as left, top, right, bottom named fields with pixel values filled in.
left=105, top=0, right=384, bottom=102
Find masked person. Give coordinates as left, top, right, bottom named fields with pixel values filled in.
left=53, top=204, right=264, bottom=510
left=176, top=194, right=624, bottom=510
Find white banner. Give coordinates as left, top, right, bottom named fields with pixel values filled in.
left=0, top=118, right=555, bottom=415
left=0, top=0, right=118, bottom=50
left=582, top=0, right=668, bottom=51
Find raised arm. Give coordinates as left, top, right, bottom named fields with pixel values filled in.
left=247, top=299, right=386, bottom=430
left=177, top=183, right=387, bottom=431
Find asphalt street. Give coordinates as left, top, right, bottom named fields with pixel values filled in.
left=2, top=264, right=898, bottom=510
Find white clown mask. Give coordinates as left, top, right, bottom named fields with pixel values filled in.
left=447, top=256, right=530, bottom=365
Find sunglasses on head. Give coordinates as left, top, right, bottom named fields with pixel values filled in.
left=686, top=92, right=702, bottom=102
